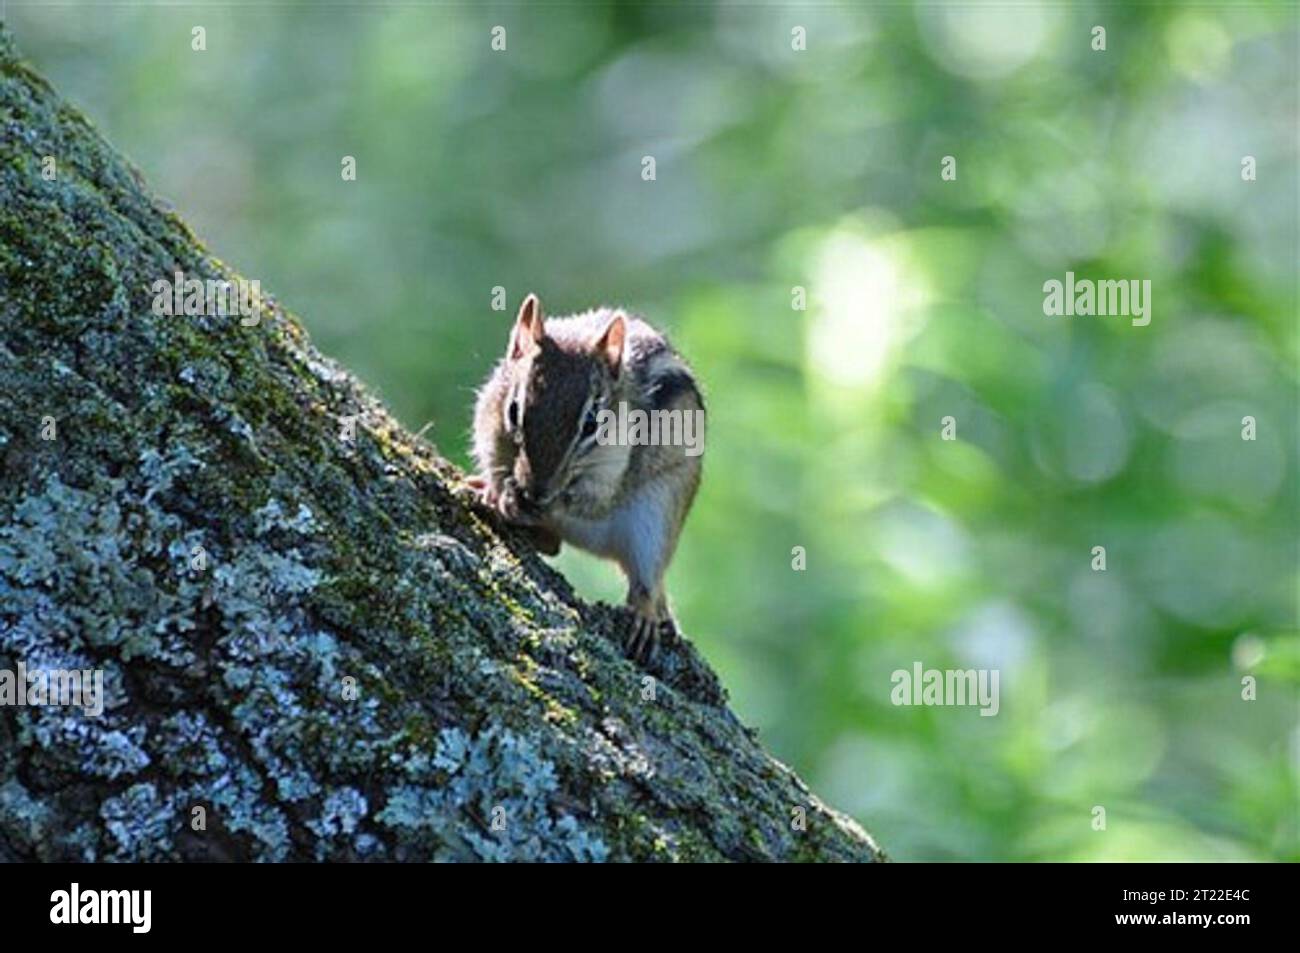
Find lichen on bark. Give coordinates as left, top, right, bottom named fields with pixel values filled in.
left=0, top=25, right=883, bottom=863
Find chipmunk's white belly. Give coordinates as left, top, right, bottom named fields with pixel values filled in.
left=549, top=511, right=613, bottom=554
left=547, top=485, right=670, bottom=580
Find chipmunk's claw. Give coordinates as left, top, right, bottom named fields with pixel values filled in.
left=468, top=476, right=537, bottom=525
left=625, top=610, right=675, bottom=665
left=624, top=613, right=658, bottom=664
left=466, top=474, right=497, bottom=507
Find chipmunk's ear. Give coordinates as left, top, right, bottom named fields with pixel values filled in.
left=509, top=293, right=546, bottom=361
left=595, top=312, right=626, bottom=376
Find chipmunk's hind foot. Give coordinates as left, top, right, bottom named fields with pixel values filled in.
left=623, top=594, right=677, bottom=665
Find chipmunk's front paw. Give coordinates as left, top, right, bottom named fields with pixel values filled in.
left=498, top=480, right=545, bottom=526
left=470, top=476, right=534, bottom=525
left=466, top=474, right=499, bottom=509
left=496, top=481, right=523, bottom=521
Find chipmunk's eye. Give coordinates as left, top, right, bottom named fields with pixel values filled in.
left=580, top=407, right=599, bottom=440
left=507, top=399, right=519, bottom=431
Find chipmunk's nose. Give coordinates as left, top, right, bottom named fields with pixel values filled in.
left=512, top=458, right=553, bottom=509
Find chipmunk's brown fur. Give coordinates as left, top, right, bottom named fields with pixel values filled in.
left=470, top=293, right=704, bottom=661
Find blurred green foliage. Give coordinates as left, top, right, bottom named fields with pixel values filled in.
left=10, top=1, right=1296, bottom=860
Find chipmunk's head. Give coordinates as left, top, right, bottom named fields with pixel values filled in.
left=502, top=294, right=631, bottom=512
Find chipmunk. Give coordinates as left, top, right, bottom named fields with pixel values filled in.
left=468, top=293, right=704, bottom=662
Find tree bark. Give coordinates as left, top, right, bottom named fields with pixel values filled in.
left=0, top=26, right=883, bottom=863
